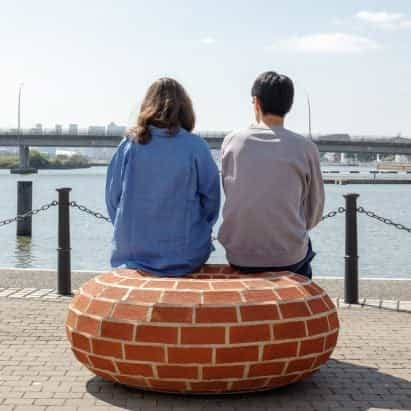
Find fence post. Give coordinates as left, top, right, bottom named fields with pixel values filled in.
left=57, top=187, right=72, bottom=295
left=343, top=193, right=359, bottom=304
left=16, top=181, right=32, bottom=236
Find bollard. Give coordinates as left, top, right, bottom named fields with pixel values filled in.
left=17, top=181, right=32, bottom=236
left=57, top=188, right=72, bottom=295
left=344, top=193, right=359, bottom=304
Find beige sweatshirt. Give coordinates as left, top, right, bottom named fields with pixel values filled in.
left=218, top=124, right=325, bottom=267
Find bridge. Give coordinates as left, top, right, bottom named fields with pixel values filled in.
left=0, top=131, right=410, bottom=173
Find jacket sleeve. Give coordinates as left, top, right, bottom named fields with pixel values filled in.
left=105, top=138, right=131, bottom=224
left=195, top=141, right=221, bottom=226
left=305, top=144, right=325, bottom=230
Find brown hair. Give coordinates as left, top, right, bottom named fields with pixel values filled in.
left=129, top=78, right=195, bottom=144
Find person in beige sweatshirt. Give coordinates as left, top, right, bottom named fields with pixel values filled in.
left=218, top=71, right=324, bottom=278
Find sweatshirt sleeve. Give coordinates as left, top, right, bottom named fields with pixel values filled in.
left=105, top=138, right=131, bottom=224
left=305, top=144, right=325, bottom=230
left=195, top=141, right=221, bottom=226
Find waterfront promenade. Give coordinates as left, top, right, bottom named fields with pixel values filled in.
left=0, top=294, right=410, bottom=411
left=0, top=270, right=411, bottom=411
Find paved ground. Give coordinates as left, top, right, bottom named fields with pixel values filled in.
left=0, top=297, right=410, bottom=411
left=2, top=269, right=411, bottom=300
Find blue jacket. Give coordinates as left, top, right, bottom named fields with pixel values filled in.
left=105, top=126, right=220, bottom=276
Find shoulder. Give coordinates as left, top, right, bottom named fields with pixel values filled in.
left=179, top=129, right=212, bottom=153
left=221, top=127, right=251, bottom=152
left=282, top=129, right=319, bottom=153
left=113, top=137, right=134, bottom=157
left=119, top=136, right=134, bottom=149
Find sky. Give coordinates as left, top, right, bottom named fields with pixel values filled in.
left=0, top=0, right=411, bottom=136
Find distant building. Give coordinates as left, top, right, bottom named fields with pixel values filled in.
left=88, top=126, right=106, bottom=135
left=30, top=123, right=43, bottom=134
left=323, top=152, right=339, bottom=163
left=391, top=136, right=411, bottom=143
left=68, top=124, right=78, bottom=135
left=395, top=154, right=409, bottom=163
left=107, top=122, right=126, bottom=136
left=55, top=124, right=63, bottom=135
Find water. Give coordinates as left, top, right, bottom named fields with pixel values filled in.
left=0, top=165, right=410, bottom=278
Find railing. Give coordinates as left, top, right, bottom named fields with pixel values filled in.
left=1, top=187, right=410, bottom=301
left=0, top=128, right=410, bottom=141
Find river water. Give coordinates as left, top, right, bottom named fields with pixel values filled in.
left=0, top=165, right=410, bottom=278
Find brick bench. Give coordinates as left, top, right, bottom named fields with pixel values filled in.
left=65, top=265, right=339, bottom=394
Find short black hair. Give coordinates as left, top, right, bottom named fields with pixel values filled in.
left=251, top=71, right=294, bottom=117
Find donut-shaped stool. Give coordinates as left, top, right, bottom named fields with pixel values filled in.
left=66, top=265, right=339, bottom=394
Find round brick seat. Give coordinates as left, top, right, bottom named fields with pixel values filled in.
left=66, top=265, right=339, bottom=394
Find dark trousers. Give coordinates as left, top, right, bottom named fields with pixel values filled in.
left=231, top=239, right=315, bottom=279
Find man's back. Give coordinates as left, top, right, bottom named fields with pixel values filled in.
left=218, top=124, right=324, bottom=268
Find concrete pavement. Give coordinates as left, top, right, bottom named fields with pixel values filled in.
left=0, top=296, right=410, bottom=411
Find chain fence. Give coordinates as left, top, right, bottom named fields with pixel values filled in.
left=69, top=201, right=111, bottom=223
left=320, top=207, right=346, bottom=221
left=357, top=207, right=411, bottom=233
left=1, top=199, right=411, bottom=234
left=0, top=201, right=58, bottom=227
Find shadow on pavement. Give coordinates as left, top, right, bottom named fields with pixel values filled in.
left=86, top=359, right=411, bottom=410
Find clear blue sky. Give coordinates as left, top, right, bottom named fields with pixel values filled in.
left=1, top=0, right=410, bottom=136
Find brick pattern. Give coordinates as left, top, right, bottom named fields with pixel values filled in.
left=65, top=265, right=339, bottom=394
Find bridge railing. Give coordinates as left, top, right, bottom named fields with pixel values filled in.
left=0, top=128, right=410, bottom=141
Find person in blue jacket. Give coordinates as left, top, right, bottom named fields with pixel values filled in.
left=105, top=78, right=220, bottom=276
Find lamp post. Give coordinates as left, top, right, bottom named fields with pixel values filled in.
left=17, top=83, right=24, bottom=166
left=17, top=83, right=29, bottom=169
left=17, top=83, right=23, bottom=132
left=306, top=93, right=312, bottom=140
left=11, top=83, right=36, bottom=174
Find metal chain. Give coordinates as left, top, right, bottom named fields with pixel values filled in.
left=69, top=201, right=111, bottom=223
left=321, top=207, right=346, bottom=221
left=2, top=199, right=410, bottom=236
left=0, top=201, right=58, bottom=227
left=357, top=207, right=411, bottom=233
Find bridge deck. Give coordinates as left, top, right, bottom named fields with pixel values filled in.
left=1, top=133, right=411, bottom=154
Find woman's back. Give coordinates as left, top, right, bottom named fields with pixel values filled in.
left=106, top=126, right=220, bottom=276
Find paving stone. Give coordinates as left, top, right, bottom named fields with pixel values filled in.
left=0, top=294, right=410, bottom=411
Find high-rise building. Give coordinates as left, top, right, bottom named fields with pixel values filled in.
left=107, top=122, right=126, bottom=136
left=30, top=123, right=43, bottom=134
left=68, top=124, right=78, bottom=135
left=55, top=124, right=63, bottom=135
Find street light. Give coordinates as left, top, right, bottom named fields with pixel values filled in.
left=17, top=82, right=24, bottom=132
left=17, top=83, right=27, bottom=169
left=306, top=92, right=312, bottom=140
left=11, top=82, right=36, bottom=174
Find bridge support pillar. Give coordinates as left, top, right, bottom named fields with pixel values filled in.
left=20, top=145, right=29, bottom=168
left=10, top=145, right=38, bottom=174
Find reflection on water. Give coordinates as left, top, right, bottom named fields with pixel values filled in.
left=14, top=236, right=34, bottom=268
